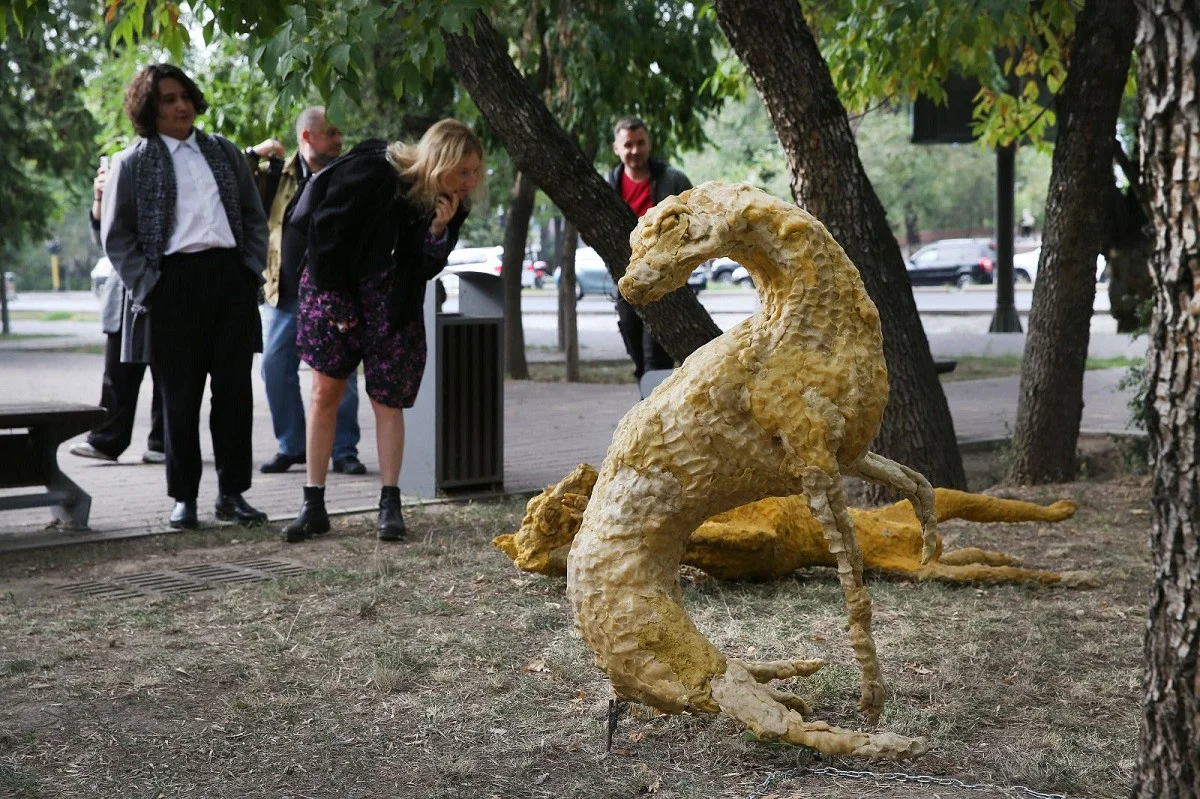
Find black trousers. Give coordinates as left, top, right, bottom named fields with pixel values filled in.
left=615, top=296, right=674, bottom=380
left=150, top=249, right=260, bottom=502
left=88, top=331, right=163, bottom=457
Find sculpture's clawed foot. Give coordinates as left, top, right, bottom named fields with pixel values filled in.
left=742, top=658, right=825, bottom=682
left=712, top=660, right=926, bottom=760
left=738, top=658, right=826, bottom=717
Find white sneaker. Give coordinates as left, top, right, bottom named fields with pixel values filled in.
left=69, top=442, right=118, bottom=462
left=142, top=450, right=166, bottom=464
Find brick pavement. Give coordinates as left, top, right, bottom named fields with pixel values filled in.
left=0, top=344, right=1137, bottom=551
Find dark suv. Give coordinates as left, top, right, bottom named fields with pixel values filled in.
left=906, top=238, right=996, bottom=288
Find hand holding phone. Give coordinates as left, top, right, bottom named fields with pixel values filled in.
left=94, top=156, right=110, bottom=204
left=431, top=192, right=459, bottom=237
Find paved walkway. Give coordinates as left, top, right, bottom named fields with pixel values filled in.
left=0, top=311, right=1145, bottom=551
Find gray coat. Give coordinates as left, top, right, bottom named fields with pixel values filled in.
left=87, top=219, right=125, bottom=336
left=100, top=133, right=268, bottom=363
left=96, top=260, right=125, bottom=335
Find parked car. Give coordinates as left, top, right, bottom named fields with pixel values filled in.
left=906, top=238, right=996, bottom=288
left=1011, top=246, right=1109, bottom=284
left=709, top=257, right=740, bottom=284
left=558, top=247, right=706, bottom=300
left=90, top=256, right=113, bottom=296
left=562, top=247, right=617, bottom=300
left=731, top=264, right=754, bottom=288
left=439, top=245, right=544, bottom=292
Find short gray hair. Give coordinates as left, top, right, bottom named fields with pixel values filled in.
left=613, top=117, right=648, bottom=139
left=295, top=106, right=326, bottom=143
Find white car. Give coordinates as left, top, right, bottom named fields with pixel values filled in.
left=731, top=264, right=754, bottom=288
left=1011, top=247, right=1109, bottom=285
left=438, top=246, right=543, bottom=293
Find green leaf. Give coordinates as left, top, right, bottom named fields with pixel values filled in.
left=329, top=42, right=351, bottom=75
left=326, top=82, right=347, bottom=128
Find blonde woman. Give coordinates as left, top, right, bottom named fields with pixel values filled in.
left=282, top=120, right=484, bottom=542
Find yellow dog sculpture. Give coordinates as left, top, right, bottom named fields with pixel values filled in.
left=495, top=462, right=1098, bottom=587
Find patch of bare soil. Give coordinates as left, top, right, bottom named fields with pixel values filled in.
left=0, top=439, right=1150, bottom=798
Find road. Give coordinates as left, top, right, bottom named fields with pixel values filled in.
left=3, top=283, right=1139, bottom=363
left=7, top=283, right=1111, bottom=316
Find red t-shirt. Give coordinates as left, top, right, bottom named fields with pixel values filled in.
left=620, top=172, right=653, bottom=218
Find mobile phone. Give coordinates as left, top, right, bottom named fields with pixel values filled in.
left=99, top=155, right=109, bottom=169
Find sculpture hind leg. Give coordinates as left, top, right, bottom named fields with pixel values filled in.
left=853, top=450, right=938, bottom=565
left=801, top=466, right=884, bottom=722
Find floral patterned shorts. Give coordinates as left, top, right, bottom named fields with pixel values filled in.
left=296, top=267, right=427, bottom=409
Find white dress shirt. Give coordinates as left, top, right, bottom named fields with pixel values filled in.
left=161, top=131, right=237, bottom=255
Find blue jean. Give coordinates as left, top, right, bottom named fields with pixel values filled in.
left=261, top=299, right=359, bottom=460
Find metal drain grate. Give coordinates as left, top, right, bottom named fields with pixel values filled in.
left=54, top=580, right=145, bottom=601
left=229, top=557, right=311, bottom=578
left=55, top=558, right=311, bottom=600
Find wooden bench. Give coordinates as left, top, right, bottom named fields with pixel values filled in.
left=0, top=402, right=106, bottom=530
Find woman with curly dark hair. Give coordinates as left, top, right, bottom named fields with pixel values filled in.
left=99, top=63, right=270, bottom=530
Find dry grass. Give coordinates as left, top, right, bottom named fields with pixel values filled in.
left=0, top=449, right=1150, bottom=798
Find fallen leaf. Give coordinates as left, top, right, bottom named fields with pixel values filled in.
left=523, top=659, right=548, bottom=673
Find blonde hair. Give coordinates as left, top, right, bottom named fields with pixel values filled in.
left=386, top=119, right=485, bottom=210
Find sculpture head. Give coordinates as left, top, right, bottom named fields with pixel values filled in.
left=621, top=185, right=732, bottom=305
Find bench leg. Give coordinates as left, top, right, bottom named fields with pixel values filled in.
left=36, top=425, right=95, bottom=531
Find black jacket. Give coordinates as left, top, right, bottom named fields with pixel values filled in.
left=604, top=158, right=692, bottom=205
left=290, top=139, right=468, bottom=325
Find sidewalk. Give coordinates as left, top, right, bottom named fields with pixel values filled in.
left=0, top=314, right=1143, bottom=551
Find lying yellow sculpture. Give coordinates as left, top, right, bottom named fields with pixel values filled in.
left=495, top=463, right=1097, bottom=587
left=565, top=182, right=938, bottom=760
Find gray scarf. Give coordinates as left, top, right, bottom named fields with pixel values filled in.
left=134, top=130, right=243, bottom=280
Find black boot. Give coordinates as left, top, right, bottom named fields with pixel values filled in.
left=378, top=486, right=406, bottom=541
left=281, top=485, right=330, bottom=543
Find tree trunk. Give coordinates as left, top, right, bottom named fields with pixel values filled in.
left=1007, top=0, right=1136, bottom=484
left=1133, top=2, right=1200, bottom=795
left=557, top=137, right=595, bottom=364
left=443, top=14, right=722, bottom=361
left=502, top=170, right=535, bottom=379
left=560, top=220, right=581, bottom=382
left=714, top=0, right=967, bottom=493
left=1105, top=147, right=1154, bottom=334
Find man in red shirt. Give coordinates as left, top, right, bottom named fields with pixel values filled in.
left=604, top=117, right=693, bottom=380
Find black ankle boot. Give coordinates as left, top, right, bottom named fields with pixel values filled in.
left=281, top=486, right=331, bottom=543
left=378, top=486, right=406, bottom=541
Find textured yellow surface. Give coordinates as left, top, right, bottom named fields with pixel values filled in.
left=495, top=469, right=1098, bottom=587
left=563, top=182, right=938, bottom=759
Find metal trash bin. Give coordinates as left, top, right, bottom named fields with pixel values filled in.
left=403, top=272, right=504, bottom=497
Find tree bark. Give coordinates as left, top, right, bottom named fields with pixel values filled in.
left=443, top=14, right=722, bottom=361
left=560, top=219, right=581, bottom=382
left=714, top=0, right=967, bottom=493
left=502, top=170, right=536, bottom=379
left=1133, top=2, right=1200, bottom=795
left=1007, top=0, right=1137, bottom=484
